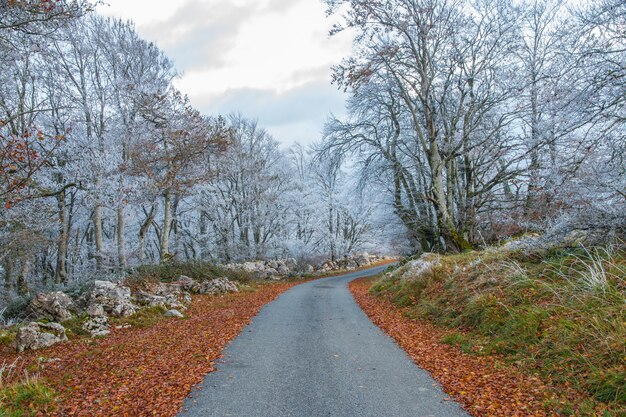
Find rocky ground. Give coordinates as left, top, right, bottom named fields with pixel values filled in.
left=9, top=275, right=239, bottom=353
left=221, top=253, right=395, bottom=279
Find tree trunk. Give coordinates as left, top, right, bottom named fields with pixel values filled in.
left=55, top=190, right=68, bottom=284
left=93, top=204, right=105, bottom=271
left=139, top=203, right=157, bottom=264
left=117, top=204, right=127, bottom=270
left=17, top=257, right=29, bottom=296
left=4, top=256, right=14, bottom=292
left=160, top=189, right=172, bottom=262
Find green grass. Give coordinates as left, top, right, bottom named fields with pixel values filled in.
left=130, top=260, right=255, bottom=287
left=0, top=331, right=15, bottom=348
left=372, top=242, right=626, bottom=416
left=111, top=305, right=169, bottom=328
left=0, top=379, right=56, bottom=417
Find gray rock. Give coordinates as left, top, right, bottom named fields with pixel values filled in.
left=194, top=278, right=239, bottom=295
left=304, top=264, right=314, bottom=273
left=164, top=309, right=184, bottom=318
left=82, top=316, right=110, bottom=337
left=137, top=291, right=187, bottom=310
left=15, top=322, right=67, bottom=352
left=277, top=265, right=290, bottom=275
left=27, top=291, right=74, bottom=322
left=284, top=258, right=298, bottom=270
left=173, top=275, right=197, bottom=292
left=88, top=280, right=137, bottom=317
left=86, top=304, right=106, bottom=318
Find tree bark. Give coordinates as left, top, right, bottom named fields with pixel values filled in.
left=4, top=256, right=14, bottom=292
left=17, top=257, right=29, bottom=296
left=160, top=189, right=172, bottom=261
left=117, top=204, right=127, bottom=269
left=93, top=203, right=105, bottom=270
left=55, top=190, right=68, bottom=284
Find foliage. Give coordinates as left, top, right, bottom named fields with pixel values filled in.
left=131, top=260, right=255, bottom=285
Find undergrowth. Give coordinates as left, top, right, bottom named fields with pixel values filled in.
left=371, top=243, right=626, bottom=416
left=130, top=260, right=255, bottom=287
left=0, top=360, right=56, bottom=417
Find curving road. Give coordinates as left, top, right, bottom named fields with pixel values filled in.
left=179, top=265, right=470, bottom=417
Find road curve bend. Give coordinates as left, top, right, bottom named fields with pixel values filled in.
left=179, top=265, right=470, bottom=417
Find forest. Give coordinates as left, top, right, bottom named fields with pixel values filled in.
left=1, top=0, right=624, bottom=300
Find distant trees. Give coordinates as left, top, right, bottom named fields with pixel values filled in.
left=322, top=0, right=625, bottom=252
left=0, top=9, right=377, bottom=298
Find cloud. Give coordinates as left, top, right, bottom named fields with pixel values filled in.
left=99, top=0, right=354, bottom=146
left=193, top=80, right=347, bottom=145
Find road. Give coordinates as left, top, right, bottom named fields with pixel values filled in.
left=179, top=265, right=470, bottom=417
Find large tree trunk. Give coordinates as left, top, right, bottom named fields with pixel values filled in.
left=117, top=204, right=127, bottom=269
left=139, top=203, right=157, bottom=264
left=17, top=257, right=29, bottom=296
left=160, top=190, right=172, bottom=261
left=93, top=204, right=105, bottom=270
left=4, top=256, right=14, bottom=292
left=55, top=190, right=68, bottom=284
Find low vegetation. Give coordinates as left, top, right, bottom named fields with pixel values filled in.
left=370, top=243, right=626, bottom=415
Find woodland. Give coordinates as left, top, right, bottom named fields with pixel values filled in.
left=1, top=0, right=624, bottom=299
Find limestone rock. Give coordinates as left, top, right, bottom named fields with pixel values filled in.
left=15, top=322, right=67, bottom=352
left=194, top=278, right=238, bottom=295
left=87, top=280, right=137, bottom=317
left=164, top=309, right=184, bottom=318
left=86, top=304, right=106, bottom=318
left=27, top=292, right=74, bottom=322
left=82, top=316, right=110, bottom=337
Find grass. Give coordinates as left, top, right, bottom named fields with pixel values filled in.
left=0, top=379, right=56, bottom=417
left=0, top=359, right=56, bottom=417
left=0, top=332, right=15, bottom=349
left=130, top=260, right=255, bottom=287
left=371, top=242, right=626, bottom=416
left=111, top=305, right=169, bottom=328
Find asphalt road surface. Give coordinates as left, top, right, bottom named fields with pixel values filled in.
left=179, top=265, right=470, bottom=417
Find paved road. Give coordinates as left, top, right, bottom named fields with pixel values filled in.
left=179, top=265, right=470, bottom=417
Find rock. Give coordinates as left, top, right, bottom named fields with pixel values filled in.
left=27, top=291, right=74, bottom=322
left=354, top=254, right=370, bottom=267
left=284, top=258, right=298, bottom=270
left=82, top=316, right=110, bottom=337
left=276, top=265, right=290, bottom=275
left=401, top=253, right=440, bottom=279
left=164, top=309, right=184, bottom=318
left=194, top=278, right=238, bottom=295
left=135, top=289, right=187, bottom=310
left=265, top=267, right=279, bottom=276
left=173, top=275, right=197, bottom=292
left=86, top=304, right=106, bottom=318
left=135, top=290, right=168, bottom=307
left=88, top=280, right=137, bottom=317
left=15, top=322, right=67, bottom=352
left=304, top=264, right=314, bottom=273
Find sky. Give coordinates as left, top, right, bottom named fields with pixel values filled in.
left=99, top=0, right=354, bottom=147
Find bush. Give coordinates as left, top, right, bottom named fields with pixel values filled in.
left=131, top=261, right=254, bottom=285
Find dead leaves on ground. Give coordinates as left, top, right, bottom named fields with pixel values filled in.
left=1, top=282, right=298, bottom=416
left=349, top=278, right=560, bottom=417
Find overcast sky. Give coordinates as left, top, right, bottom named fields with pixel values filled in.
left=99, top=0, right=353, bottom=147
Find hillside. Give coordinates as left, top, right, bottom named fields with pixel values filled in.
left=364, top=241, right=625, bottom=416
